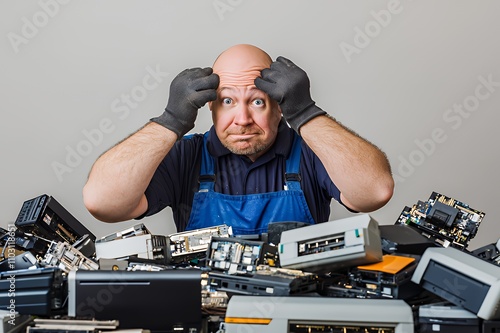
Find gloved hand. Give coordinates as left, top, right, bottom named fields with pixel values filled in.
left=151, top=67, right=219, bottom=139
left=254, top=56, right=326, bottom=133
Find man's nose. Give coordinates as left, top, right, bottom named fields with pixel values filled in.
left=233, top=104, right=253, bottom=125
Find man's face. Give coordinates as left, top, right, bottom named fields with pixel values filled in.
left=211, top=85, right=281, bottom=161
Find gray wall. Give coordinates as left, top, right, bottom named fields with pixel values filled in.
left=1, top=0, right=498, bottom=250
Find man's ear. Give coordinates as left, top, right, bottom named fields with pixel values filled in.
left=208, top=101, right=213, bottom=111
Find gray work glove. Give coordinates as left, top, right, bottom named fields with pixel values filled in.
left=254, top=56, right=326, bottom=133
left=151, top=67, right=219, bottom=139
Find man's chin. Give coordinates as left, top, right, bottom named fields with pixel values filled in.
left=226, top=144, right=256, bottom=156
left=224, top=140, right=267, bottom=156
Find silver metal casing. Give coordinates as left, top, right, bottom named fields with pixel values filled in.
left=411, top=246, right=500, bottom=320
left=224, top=296, right=414, bottom=333
left=279, top=214, right=383, bottom=272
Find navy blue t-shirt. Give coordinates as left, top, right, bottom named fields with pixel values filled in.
left=141, top=120, right=344, bottom=231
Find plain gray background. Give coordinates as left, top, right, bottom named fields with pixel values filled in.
left=1, top=0, right=498, bottom=250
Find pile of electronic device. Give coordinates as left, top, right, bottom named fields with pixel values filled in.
left=1, top=192, right=499, bottom=333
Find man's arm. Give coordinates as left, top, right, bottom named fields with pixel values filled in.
left=83, top=67, right=219, bottom=222
left=255, top=56, right=394, bottom=212
left=299, top=115, right=393, bottom=212
left=83, top=122, right=176, bottom=222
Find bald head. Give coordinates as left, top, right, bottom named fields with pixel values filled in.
left=213, top=44, right=272, bottom=88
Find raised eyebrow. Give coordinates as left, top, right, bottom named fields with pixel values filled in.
left=217, top=87, right=267, bottom=100
left=248, top=87, right=267, bottom=96
left=250, top=92, right=267, bottom=100
left=218, top=87, right=234, bottom=93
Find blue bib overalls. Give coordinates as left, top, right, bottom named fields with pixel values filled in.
left=185, top=132, right=315, bottom=235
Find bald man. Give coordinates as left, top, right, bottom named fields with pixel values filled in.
left=83, top=44, right=394, bottom=235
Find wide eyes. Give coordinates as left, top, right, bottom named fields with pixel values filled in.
left=220, top=97, right=265, bottom=107
left=222, top=97, right=233, bottom=105
left=253, top=99, right=264, bottom=107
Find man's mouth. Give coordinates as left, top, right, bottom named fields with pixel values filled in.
left=230, top=133, right=257, bottom=140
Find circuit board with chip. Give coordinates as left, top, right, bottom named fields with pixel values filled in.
left=395, top=191, right=485, bottom=250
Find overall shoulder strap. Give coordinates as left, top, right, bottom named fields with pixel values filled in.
left=198, top=132, right=215, bottom=192
left=284, top=133, right=302, bottom=190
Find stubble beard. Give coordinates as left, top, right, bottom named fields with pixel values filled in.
left=222, top=137, right=270, bottom=157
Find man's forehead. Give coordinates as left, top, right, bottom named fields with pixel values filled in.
left=215, top=66, right=265, bottom=88
left=213, top=44, right=272, bottom=87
